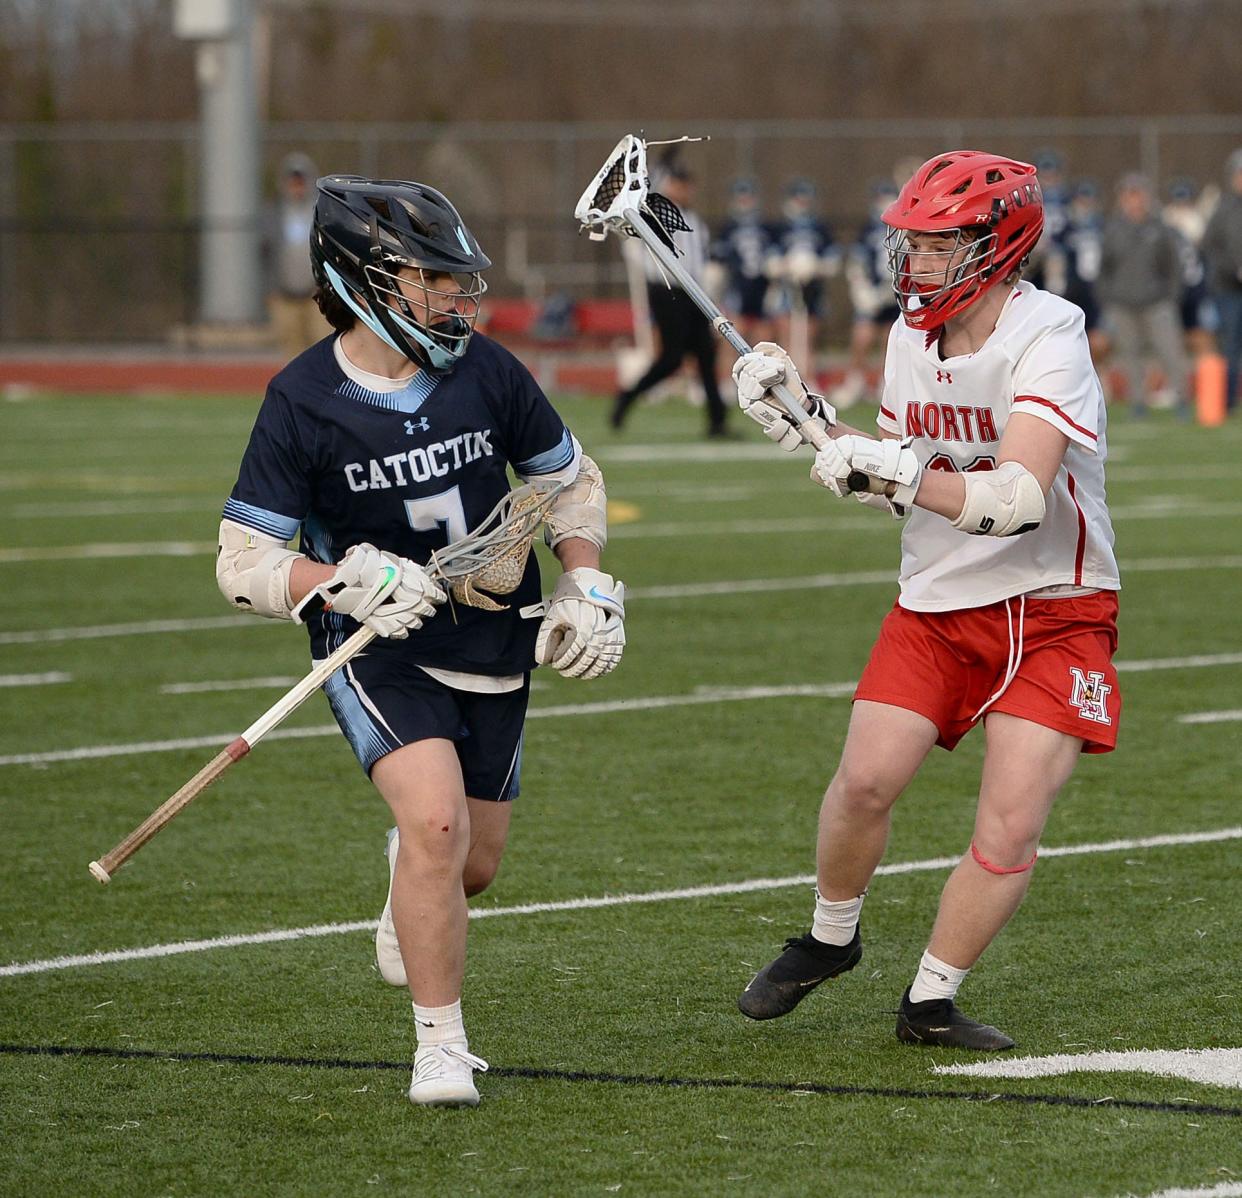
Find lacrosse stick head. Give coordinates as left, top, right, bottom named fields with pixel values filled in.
left=574, top=134, right=692, bottom=253
left=429, top=478, right=564, bottom=612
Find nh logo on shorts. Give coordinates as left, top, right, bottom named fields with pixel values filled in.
left=1069, top=667, right=1112, bottom=724
left=936, top=370, right=953, bottom=384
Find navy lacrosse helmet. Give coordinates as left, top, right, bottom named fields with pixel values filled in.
left=311, top=175, right=491, bottom=371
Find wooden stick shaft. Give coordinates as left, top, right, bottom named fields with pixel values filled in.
left=240, top=626, right=374, bottom=746
left=89, top=625, right=376, bottom=884
left=91, top=740, right=248, bottom=880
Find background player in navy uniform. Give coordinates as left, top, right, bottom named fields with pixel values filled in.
left=770, top=178, right=838, bottom=359
left=710, top=178, right=776, bottom=346
left=215, top=176, right=626, bottom=1109
left=835, top=178, right=901, bottom=408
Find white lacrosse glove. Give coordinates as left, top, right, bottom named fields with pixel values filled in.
left=811, top=435, right=923, bottom=506
left=732, top=341, right=836, bottom=452
left=535, top=568, right=626, bottom=680
left=291, top=543, right=446, bottom=639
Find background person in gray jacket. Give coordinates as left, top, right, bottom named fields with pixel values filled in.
left=1203, top=149, right=1242, bottom=413
left=1098, top=173, right=1189, bottom=417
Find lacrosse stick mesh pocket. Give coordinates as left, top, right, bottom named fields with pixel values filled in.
left=429, top=481, right=564, bottom=613
left=642, top=193, right=692, bottom=251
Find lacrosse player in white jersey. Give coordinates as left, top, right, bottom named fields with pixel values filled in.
left=731, top=151, right=1121, bottom=1049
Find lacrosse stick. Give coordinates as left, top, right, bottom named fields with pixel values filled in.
left=576, top=134, right=871, bottom=494
left=88, top=478, right=564, bottom=885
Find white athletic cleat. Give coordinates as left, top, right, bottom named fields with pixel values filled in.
left=376, top=826, right=407, bottom=987
left=408, top=1043, right=489, bottom=1108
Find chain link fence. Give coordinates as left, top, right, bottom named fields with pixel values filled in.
left=2, top=115, right=1241, bottom=343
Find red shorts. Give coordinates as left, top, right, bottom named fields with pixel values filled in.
left=854, top=591, right=1121, bottom=753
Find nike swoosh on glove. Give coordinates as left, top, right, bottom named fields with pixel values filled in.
left=535, top=567, right=626, bottom=679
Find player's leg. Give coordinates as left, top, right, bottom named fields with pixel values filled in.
left=612, top=287, right=687, bottom=426
left=370, top=741, right=489, bottom=1106
left=462, top=796, right=511, bottom=896
left=1106, top=304, right=1146, bottom=414
left=738, top=700, right=939, bottom=1020
left=1147, top=299, right=1191, bottom=417
left=372, top=740, right=472, bottom=1007
left=896, top=713, right=1083, bottom=1050
left=686, top=301, right=728, bottom=435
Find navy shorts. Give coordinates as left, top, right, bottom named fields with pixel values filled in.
left=322, top=654, right=529, bottom=801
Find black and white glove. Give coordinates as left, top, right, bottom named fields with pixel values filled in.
left=535, top=568, right=626, bottom=680
left=291, top=543, right=446, bottom=639
left=812, top=435, right=923, bottom=505
left=732, top=341, right=836, bottom=452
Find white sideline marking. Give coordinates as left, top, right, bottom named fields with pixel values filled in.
left=0, top=672, right=71, bottom=688
left=0, top=541, right=211, bottom=563
left=933, top=1047, right=1242, bottom=1091
left=1119, top=651, right=1242, bottom=672
left=11, top=498, right=216, bottom=519
left=2, top=650, right=1239, bottom=766
left=1140, top=1185, right=1242, bottom=1198
left=1179, top=710, right=1242, bottom=725
left=2, top=827, right=1237, bottom=979
left=160, top=677, right=298, bottom=695
left=4, top=504, right=1242, bottom=563
left=0, top=616, right=252, bottom=645
left=0, top=683, right=860, bottom=766
left=4, top=555, right=1242, bottom=644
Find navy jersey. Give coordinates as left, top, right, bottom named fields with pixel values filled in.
left=711, top=217, right=776, bottom=282
left=853, top=214, right=890, bottom=287
left=775, top=215, right=835, bottom=262
left=224, top=333, right=576, bottom=674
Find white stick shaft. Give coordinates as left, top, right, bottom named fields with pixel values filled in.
left=621, top=207, right=829, bottom=450
left=240, top=626, right=375, bottom=746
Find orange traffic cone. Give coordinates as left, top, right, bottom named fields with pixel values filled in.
left=1195, top=353, right=1227, bottom=427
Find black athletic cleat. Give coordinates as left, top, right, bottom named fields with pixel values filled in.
left=737, top=928, right=862, bottom=1021
left=895, top=987, right=1015, bottom=1051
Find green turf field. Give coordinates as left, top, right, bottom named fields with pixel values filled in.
left=0, top=389, right=1239, bottom=1197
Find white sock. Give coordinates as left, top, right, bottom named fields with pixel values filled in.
left=810, top=889, right=865, bottom=947
left=413, top=1000, right=466, bottom=1048
left=907, top=950, right=969, bottom=1004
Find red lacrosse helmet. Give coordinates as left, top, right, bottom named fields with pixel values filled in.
left=882, top=151, right=1044, bottom=330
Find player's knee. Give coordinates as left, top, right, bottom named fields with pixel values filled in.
left=462, top=854, right=501, bottom=897
left=398, top=807, right=469, bottom=863
left=829, top=764, right=901, bottom=817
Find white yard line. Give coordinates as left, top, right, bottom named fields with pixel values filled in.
left=160, top=677, right=299, bottom=695
left=0, top=541, right=211, bottom=563
left=1179, top=710, right=1242, bottom=725
left=11, top=498, right=217, bottom=519
left=933, top=1048, right=1242, bottom=1090
left=3, top=556, right=1242, bottom=645
left=1, top=651, right=1237, bottom=767
left=4, top=501, right=1242, bottom=563
left=0, top=672, right=71, bottom=688
left=0, top=616, right=252, bottom=645
left=1, top=827, right=1236, bottom=979
left=0, top=683, right=860, bottom=766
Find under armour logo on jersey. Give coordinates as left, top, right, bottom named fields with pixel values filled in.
left=1069, top=667, right=1112, bottom=724
left=404, top=417, right=430, bottom=435
left=936, top=370, right=953, bottom=384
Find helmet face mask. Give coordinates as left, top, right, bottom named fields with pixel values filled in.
left=362, top=258, right=487, bottom=369
left=884, top=225, right=997, bottom=324
left=881, top=151, right=1044, bottom=331
left=312, top=176, right=491, bottom=371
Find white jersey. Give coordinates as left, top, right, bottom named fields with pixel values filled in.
left=876, top=282, right=1120, bottom=612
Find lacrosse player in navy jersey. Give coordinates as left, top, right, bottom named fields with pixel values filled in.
left=216, top=175, right=626, bottom=1108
